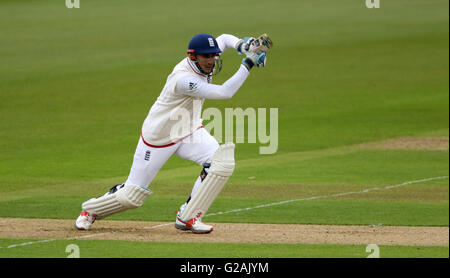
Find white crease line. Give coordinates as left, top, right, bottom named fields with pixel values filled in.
left=67, top=232, right=114, bottom=240
left=205, top=176, right=449, bottom=217
left=1, top=232, right=112, bottom=249
left=143, top=223, right=173, bottom=230
left=3, top=176, right=448, bottom=249
left=4, top=238, right=56, bottom=249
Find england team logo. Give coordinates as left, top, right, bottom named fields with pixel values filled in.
left=144, top=150, right=151, bottom=161
left=208, top=38, right=215, bottom=47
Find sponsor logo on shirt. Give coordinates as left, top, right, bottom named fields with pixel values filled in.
left=189, top=82, right=198, bottom=91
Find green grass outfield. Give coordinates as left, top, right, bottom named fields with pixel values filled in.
left=0, top=238, right=448, bottom=258
left=0, top=0, right=448, bottom=258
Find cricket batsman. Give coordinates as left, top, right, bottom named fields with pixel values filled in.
left=75, top=33, right=273, bottom=233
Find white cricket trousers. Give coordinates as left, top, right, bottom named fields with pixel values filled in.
left=125, top=127, right=219, bottom=195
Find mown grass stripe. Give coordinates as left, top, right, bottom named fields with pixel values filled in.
left=206, top=176, right=449, bottom=217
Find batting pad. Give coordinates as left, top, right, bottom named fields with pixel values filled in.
left=82, top=184, right=152, bottom=219
left=179, top=142, right=235, bottom=222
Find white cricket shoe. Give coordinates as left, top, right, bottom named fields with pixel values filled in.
left=175, top=213, right=213, bottom=234
left=75, top=211, right=96, bottom=230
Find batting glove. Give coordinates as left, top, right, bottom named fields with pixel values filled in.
left=237, top=34, right=273, bottom=56
left=242, top=51, right=267, bottom=70
left=237, top=37, right=256, bottom=56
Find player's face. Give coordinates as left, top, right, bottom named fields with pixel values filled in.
left=195, top=53, right=218, bottom=74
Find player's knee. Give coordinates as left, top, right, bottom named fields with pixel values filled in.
left=209, top=142, right=235, bottom=177
left=199, top=142, right=234, bottom=181
left=200, top=143, right=220, bottom=166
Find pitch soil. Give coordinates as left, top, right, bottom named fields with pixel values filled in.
left=361, top=136, right=449, bottom=151
left=0, top=218, right=448, bottom=246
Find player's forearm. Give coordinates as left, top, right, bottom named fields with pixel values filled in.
left=210, top=64, right=249, bottom=99
left=175, top=65, right=249, bottom=100
left=216, top=34, right=241, bottom=52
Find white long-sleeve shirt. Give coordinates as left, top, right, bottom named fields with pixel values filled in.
left=141, top=34, right=249, bottom=147
left=174, top=65, right=249, bottom=99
